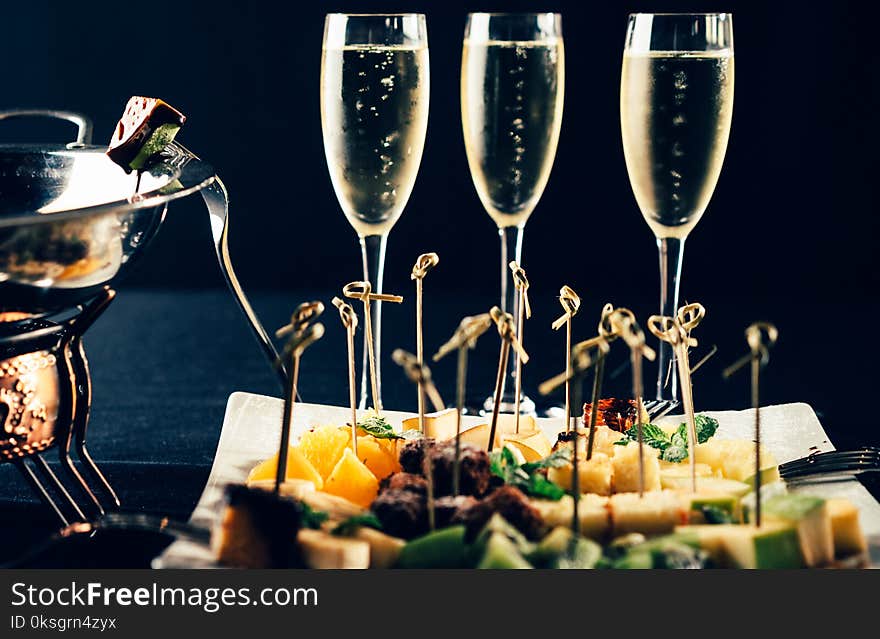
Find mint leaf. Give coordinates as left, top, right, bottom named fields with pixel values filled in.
left=522, top=447, right=571, bottom=473
left=300, top=502, right=329, bottom=529
left=701, top=505, right=734, bottom=524
left=622, top=415, right=719, bottom=462
left=331, top=513, right=384, bottom=536
left=694, top=415, right=719, bottom=443
left=357, top=415, right=401, bottom=440
left=490, top=447, right=568, bottom=501
left=527, top=473, right=566, bottom=500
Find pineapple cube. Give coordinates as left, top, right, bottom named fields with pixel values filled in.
left=610, top=490, right=684, bottom=536
left=612, top=443, right=661, bottom=493
left=659, top=461, right=715, bottom=479
left=530, top=494, right=611, bottom=540
left=826, top=498, right=867, bottom=558
left=695, top=439, right=779, bottom=485
left=548, top=452, right=613, bottom=496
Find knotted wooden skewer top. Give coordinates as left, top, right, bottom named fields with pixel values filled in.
left=392, top=349, right=435, bottom=387
left=551, top=285, right=580, bottom=330
left=342, top=281, right=404, bottom=304
left=508, top=261, right=532, bottom=319
left=275, top=302, right=325, bottom=367
left=677, top=302, right=706, bottom=334
left=599, top=303, right=633, bottom=340
left=279, top=322, right=325, bottom=360
left=331, top=296, right=358, bottom=330
left=433, top=313, right=493, bottom=361
left=276, top=301, right=325, bottom=340
left=746, top=321, right=778, bottom=364
left=647, top=302, right=705, bottom=350
left=538, top=336, right=609, bottom=396
left=723, top=321, right=779, bottom=377
left=392, top=349, right=445, bottom=412
left=411, top=252, right=440, bottom=280
left=489, top=306, right=529, bottom=363
left=611, top=310, right=657, bottom=362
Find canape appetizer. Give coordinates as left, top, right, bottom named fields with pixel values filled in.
left=212, top=408, right=868, bottom=569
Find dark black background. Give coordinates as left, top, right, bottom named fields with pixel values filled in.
left=1, top=1, right=877, bottom=434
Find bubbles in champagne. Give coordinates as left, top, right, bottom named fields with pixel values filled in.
left=321, top=45, right=429, bottom=236
left=620, top=51, right=734, bottom=237
left=462, top=39, right=565, bottom=227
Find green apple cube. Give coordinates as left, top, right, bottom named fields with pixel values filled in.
left=679, top=524, right=804, bottom=568
left=681, top=493, right=742, bottom=524
left=763, top=494, right=834, bottom=567
left=395, top=525, right=469, bottom=568
left=476, top=533, right=533, bottom=569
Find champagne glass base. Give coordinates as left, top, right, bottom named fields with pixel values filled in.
left=479, top=392, right=536, bottom=417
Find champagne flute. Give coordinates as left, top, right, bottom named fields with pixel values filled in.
left=321, top=14, right=430, bottom=409
left=461, top=12, right=565, bottom=414
left=620, top=13, right=734, bottom=400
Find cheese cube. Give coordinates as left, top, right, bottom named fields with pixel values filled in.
left=826, top=498, right=867, bottom=558
left=298, top=529, right=370, bottom=569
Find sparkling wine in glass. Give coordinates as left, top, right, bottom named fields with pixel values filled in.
left=461, top=12, right=564, bottom=414
left=321, top=13, right=430, bottom=409
left=620, top=13, right=734, bottom=399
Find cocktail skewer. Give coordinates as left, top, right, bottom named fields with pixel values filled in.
left=274, top=301, right=325, bottom=494
left=411, top=253, right=440, bottom=434
left=332, top=296, right=360, bottom=456
left=487, top=306, right=529, bottom=452
left=648, top=303, right=705, bottom=492
left=508, top=261, right=532, bottom=433
left=392, top=349, right=446, bottom=414
left=539, top=341, right=603, bottom=541
left=343, top=281, right=404, bottom=412
left=434, top=314, right=493, bottom=496
left=392, top=349, right=445, bottom=531
left=723, top=322, right=778, bottom=527
left=611, top=311, right=656, bottom=498
left=584, top=304, right=627, bottom=459
left=551, top=286, right=581, bottom=432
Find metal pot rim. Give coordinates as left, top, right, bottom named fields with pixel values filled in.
left=0, top=141, right=215, bottom=230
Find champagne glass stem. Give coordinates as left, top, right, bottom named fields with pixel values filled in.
left=499, top=225, right=524, bottom=314
left=359, top=233, right=388, bottom=410
left=499, top=224, right=523, bottom=404
left=656, top=236, right=685, bottom=400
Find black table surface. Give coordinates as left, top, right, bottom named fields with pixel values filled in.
left=1, top=289, right=878, bottom=567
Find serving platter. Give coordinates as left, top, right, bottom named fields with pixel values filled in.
left=155, top=392, right=880, bottom=568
